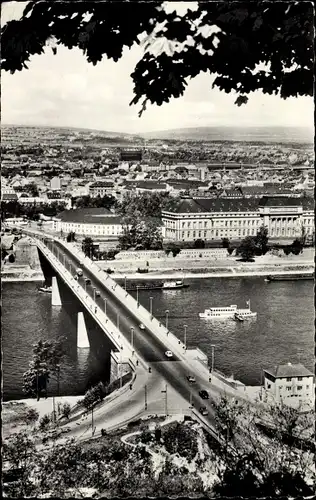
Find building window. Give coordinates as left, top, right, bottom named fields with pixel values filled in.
left=279, top=385, right=283, bottom=389
left=297, top=386, right=303, bottom=390
left=204, top=231, right=207, bottom=237
left=286, top=377, right=291, bottom=382
left=286, top=387, right=291, bottom=391
left=297, top=376, right=303, bottom=381
left=306, top=385, right=310, bottom=389
left=267, top=384, right=271, bottom=389
left=193, top=231, right=196, bottom=238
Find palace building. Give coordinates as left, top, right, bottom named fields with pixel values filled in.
left=162, top=196, right=314, bottom=241
left=53, top=208, right=123, bottom=238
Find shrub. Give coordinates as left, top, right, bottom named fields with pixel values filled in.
left=39, top=413, right=51, bottom=431
left=106, top=268, right=113, bottom=274
left=60, top=402, right=71, bottom=419
left=8, top=253, right=15, bottom=263
left=24, top=408, right=39, bottom=425
left=194, top=238, right=205, bottom=249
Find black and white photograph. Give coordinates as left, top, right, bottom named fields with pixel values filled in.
left=1, top=1, right=314, bottom=498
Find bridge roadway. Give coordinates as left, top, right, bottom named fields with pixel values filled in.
left=17, top=227, right=255, bottom=438
left=43, top=237, right=220, bottom=413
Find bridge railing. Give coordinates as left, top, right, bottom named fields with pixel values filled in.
left=35, top=237, right=149, bottom=372
left=23, top=229, right=211, bottom=380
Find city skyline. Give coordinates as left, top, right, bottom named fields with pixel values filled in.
left=2, top=1, right=314, bottom=135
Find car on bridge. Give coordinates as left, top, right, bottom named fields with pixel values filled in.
left=199, top=390, right=209, bottom=399
left=95, top=290, right=101, bottom=297
left=187, top=375, right=196, bottom=383
left=84, top=277, right=91, bottom=285
left=139, top=323, right=145, bottom=330
left=199, top=406, right=209, bottom=416
left=165, top=350, right=173, bottom=358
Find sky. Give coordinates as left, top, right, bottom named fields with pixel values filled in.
left=1, top=1, right=314, bottom=135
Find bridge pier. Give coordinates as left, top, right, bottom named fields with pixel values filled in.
left=51, top=276, right=62, bottom=306
left=110, top=351, right=131, bottom=385
left=77, top=312, right=90, bottom=348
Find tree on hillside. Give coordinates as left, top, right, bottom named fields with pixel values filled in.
left=22, top=339, right=65, bottom=400
left=3, top=432, right=38, bottom=497
left=211, top=396, right=315, bottom=498
left=1, top=3, right=312, bottom=114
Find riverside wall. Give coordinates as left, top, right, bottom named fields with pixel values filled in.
left=96, top=247, right=315, bottom=277
left=1, top=236, right=44, bottom=282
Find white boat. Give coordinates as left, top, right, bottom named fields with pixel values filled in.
left=162, top=280, right=189, bottom=290
left=199, top=300, right=257, bottom=320
left=39, top=286, right=52, bottom=293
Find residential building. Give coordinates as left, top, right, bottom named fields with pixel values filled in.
left=263, top=363, right=315, bottom=407
left=120, top=149, right=142, bottom=162
left=162, top=196, right=314, bottom=241
left=53, top=208, right=123, bottom=238
left=50, top=176, right=61, bottom=190
left=89, top=181, right=115, bottom=197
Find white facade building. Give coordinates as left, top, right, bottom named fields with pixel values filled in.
left=263, top=363, right=315, bottom=407
left=53, top=208, right=123, bottom=238
left=162, top=196, right=314, bottom=241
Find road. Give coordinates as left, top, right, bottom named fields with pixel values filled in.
left=40, top=238, right=225, bottom=431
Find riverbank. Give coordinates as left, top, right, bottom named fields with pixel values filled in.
left=111, top=265, right=314, bottom=281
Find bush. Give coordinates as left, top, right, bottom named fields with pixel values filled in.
left=137, top=267, right=149, bottom=273
left=24, top=408, right=39, bottom=425
left=39, top=414, right=51, bottom=431
left=60, top=402, right=71, bottom=419
left=222, top=237, right=230, bottom=249
left=106, top=268, right=113, bottom=274
left=194, top=238, right=205, bottom=249
left=8, top=253, right=15, bottom=263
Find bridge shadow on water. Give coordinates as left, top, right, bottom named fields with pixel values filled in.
left=38, top=250, right=115, bottom=395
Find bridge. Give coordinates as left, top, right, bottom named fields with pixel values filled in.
left=8, top=225, right=256, bottom=440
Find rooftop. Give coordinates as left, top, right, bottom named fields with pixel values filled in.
left=90, top=181, right=114, bottom=188
left=264, top=363, right=314, bottom=379
left=56, top=208, right=122, bottom=225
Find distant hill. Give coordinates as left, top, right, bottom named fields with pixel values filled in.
left=141, top=126, right=314, bottom=144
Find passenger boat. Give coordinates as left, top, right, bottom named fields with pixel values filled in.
left=199, top=300, right=257, bottom=320
left=265, top=273, right=314, bottom=282
left=162, top=280, right=189, bottom=290
left=39, top=285, right=52, bottom=293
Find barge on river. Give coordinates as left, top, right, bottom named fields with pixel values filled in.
left=265, top=273, right=314, bottom=282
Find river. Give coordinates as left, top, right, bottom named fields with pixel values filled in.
left=2, top=277, right=314, bottom=400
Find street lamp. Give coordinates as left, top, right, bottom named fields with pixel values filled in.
left=136, top=285, right=140, bottom=307
left=149, top=296, right=153, bottom=318
left=144, top=385, right=148, bottom=410
left=130, top=327, right=134, bottom=347
left=104, top=298, right=107, bottom=315
left=92, top=286, right=96, bottom=302
left=124, top=276, right=127, bottom=291
left=210, top=344, right=215, bottom=372
left=120, top=350, right=123, bottom=389
left=117, top=312, right=120, bottom=330
left=84, top=280, right=87, bottom=292
left=161, top=384, right=168, bottom=416
left=165, top=310, right=169, bottom=330
left=184, top=324, right=187, bottom=350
